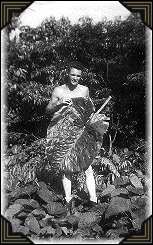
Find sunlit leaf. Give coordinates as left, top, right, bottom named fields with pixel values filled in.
left=129, top=173, right=143, bottom=189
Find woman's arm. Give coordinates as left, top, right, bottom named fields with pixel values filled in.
left=46, top=87, right=62, bottom=114
left=46, top=87, right=72, bottom=115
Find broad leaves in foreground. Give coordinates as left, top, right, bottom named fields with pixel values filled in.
left=5, top=204, right=24, bottom=221
left=5, top=176, right=147, bottom=241
left=46, top=97, right=108, bottom=173
left=105, top=197, right=131, bottom=219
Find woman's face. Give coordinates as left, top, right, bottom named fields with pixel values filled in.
left=69, top=67, right=82, bottom=86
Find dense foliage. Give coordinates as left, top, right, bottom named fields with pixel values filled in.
left=5, top=147, right=149, bottom=241
left=3, top=13, right=149, bottom=241
left=5, top=14, right=145, bottom=144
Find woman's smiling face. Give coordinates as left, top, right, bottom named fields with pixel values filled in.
left=69, top=67, right=82, bottom=87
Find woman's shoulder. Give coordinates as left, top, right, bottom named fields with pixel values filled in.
left=53, top=85, right=66, bottom=95
left=78, top=84, right=89, bottom=90
left=54, top=84, right=65, bottom=91
left=78, top=84, right=89, bottom=97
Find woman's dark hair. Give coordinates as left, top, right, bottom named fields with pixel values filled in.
left=68, top=61, right=85, bottom=72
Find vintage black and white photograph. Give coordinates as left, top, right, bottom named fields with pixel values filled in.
left=1, top=1, right=152, bottom=244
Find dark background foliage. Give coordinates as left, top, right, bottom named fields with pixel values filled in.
left=5, top=13, right=145, bottom=149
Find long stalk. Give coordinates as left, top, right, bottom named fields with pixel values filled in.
left=95, top=96, right=112, bottom=115
left=112, top=116, right=120, bottom=144
left=90, top=96, right=112, bottom=121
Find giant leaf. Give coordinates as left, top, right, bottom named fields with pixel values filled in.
left=46, top=97, right=103, bottom=173
left=89, top=113, right=109, bottom=136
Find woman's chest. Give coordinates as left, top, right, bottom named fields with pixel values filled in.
left=60, top=87, right=86, bottom=99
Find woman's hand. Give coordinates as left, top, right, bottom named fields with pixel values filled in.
left=59, top=98, right=72, bottom=106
